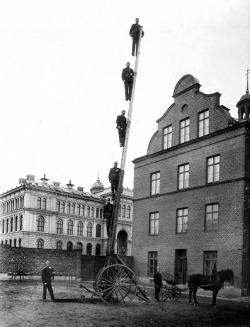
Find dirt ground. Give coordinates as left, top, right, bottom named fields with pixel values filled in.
left=0, top=280, right=249, bottom=327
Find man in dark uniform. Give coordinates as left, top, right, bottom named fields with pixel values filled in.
left=103, top=198, right=114, bottom=238
left=41, top=260, right=56, bottom=302
left=121, top=62, right=134, bottom=101
left=153, top=266, right=163, bottom=301
left=116, top=110, right=127, bottom=147
left=129, top=18, right=144, bottom=56
left=109, top=161, right=121, bottom=200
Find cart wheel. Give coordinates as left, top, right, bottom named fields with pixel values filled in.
left=96, top=264, right=137, bottom=305
left=78, top=295, right=86, bottom=303
left=169, top=287, right=181, bottom=301
left=159, top=288, right=168, bottom=302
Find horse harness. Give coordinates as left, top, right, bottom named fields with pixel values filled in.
left=190, top=273, right=223, bottom=289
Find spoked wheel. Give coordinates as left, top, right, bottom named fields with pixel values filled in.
left=96, top=264, right=137, bottom=305
left=169, top=287, right=181, bottom=301
left=158, top=287, right=168, bottom=302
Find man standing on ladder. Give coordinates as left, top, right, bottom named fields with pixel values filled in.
left=121, top=62, right=134, bottom=101
left=116, top=110, right=127, bottom=147
left=129, top=18, right=144, bottom=56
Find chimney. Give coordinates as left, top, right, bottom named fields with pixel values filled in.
left=19, top=178, right=27, bottom=184
left=53, top=181, right=61, bottom=187
left=77, top=186, right=84, bottom=192
left=40, top=174, right=49, bottom=184
left=66, top=180, right=74, bottom=189
left=26, top=174, right=35, bottom=182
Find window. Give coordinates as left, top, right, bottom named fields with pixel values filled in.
left=56, top=201, right=60, bottom=212
left=37, top=197, right=41, bottom=209
left=15, top=216, right=18, bottom=231
left=148, top=251, right=158, bottom=275
left=57, top=219, right=63, bottom=234
left=127, top=205, right=131, bottom=219
left=87, top=223, right=92, bottom=237
left=163, top=125, right=172, bottom=149
left=96, top=224, right=101, bottom=237
left=100, top=209, right=103, bottom=218
left=149, top=212, right=159, bottom=235
left=20, top=197, right=24, bottom=208
left=37, top=239, right=44, bottom=249
left=151, top=172, right=160, bottom=195
left=61, top=202, right=65, bottom=213
left=77, top=222, right=83, bottom=236
left=42, top=198, right=46, bottom=210
left=180, top=118, right=190, bottom=143
left=207, top=155, right=220, bottom=183
left=77, top=204, right=81, bottom=215
left=67, top=241, right=73, bottom=251
left=82, top=205, right=85, bottom=216
left=122, top=205, right=126, bottom=218
left=2, top=220, right=4, bottom=233
left=95, top=244, right=101, bottom=256
left=86, top=243, right=92, bottom=255
left=205, top=204, right=219, bottom=231
left=96, top=208, right=99, bottom=218
left=10, top=217, right=13, bottom=232
left=91, top=207, right=94, bottom=217
left=67, top=203, right=71, bottom=214
left=178, top=164, right=189, bottom=189
left=177, top=208, right=188, bottom=233
left=6, top=219, right=9, bottom=233
left=67, top=220, right=73, bottom=235
left=56, top=240, right=63, bottom=250
left=20, top=215, right=23, bottom=230
left=14, top=239, right=17, bottom=247
left=37, top=216, right=45, bottom=232
left=204, top=251, right=217, bottom=275
left=19, top=238, right=22, bottom=247
left=72, top=203, right=76, bottom=215
left=199, top=110, right=209, bottom=137
left=87, top=206, right=90, bottom=217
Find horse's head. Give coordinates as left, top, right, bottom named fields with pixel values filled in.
left=219, top=269, right=234, bottom=285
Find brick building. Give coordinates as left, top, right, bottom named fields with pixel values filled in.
left=132, top=74, right=250, bottom=295
left=0, top=174, right=133, bottom=256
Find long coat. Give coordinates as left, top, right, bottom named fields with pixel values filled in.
left=121, top=67, right=134, bottom=83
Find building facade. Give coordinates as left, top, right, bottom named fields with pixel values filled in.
left=0, top=174, right=133, bottom=256
left=132, top=74, right=250, bottom=295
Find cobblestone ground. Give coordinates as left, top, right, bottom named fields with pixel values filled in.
left=0, top=280, right=249, bottom=327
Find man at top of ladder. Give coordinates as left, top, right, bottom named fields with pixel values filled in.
left=129, top=18, right=144, bottom=57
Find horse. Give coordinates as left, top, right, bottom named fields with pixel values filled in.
left=188, top=269, right=234, bottom=307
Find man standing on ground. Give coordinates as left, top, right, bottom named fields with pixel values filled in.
left=129, top=18, right=144, bottom=56
left=42, top=260, right=56, bottom=302
left=116, top=110, right=127, bottom=147
left=154, top=266, right=163, bottom=301
left=121, top=62, right=134, bottom=101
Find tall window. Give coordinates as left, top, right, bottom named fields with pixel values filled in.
left=14, top=239, right=17, bottom=247
left=178, top=164, right=189, bottom=189
left=95, top=244, right=101, bottom=256
left=2, top=220, right=4, bottom=233
left=199, top=110, right=209, bottom=137
left=42, top=198, right=46, bottom=210
left=56, top=240, right=63, bottom=250
left=100, top=209, right=103, bottom=219
left=87, top=223, right=92, bottom=237
left=15, top=216, right=18, bottom=231
left=148, top=251, right=158, bottom=275
left=37, top=216, right=45, bottom=232
left=96, top=224, right=101, bottom=237
left=61, top=202, right=65, bottom=213
left=77, top=204, right=81, bottom=215
left=91, top=207, right=94, bottom=217
left=180, top=118, right=190, bottom=143
left=127, top=205, right=131, bottom=219
left=20, top=215, right=23, bottom=230
left=96, top=208, right=99, bottom=218
left=87, top=206, right=90, bottom=217
left=77, top=222, right=83, bottom=236
left=82, top=205, right=85, bottom=216
left=149, top=212, right=159, bottom=235
left=67, top=220, right=73, bottom=235
left=6, top=219, right=9, bottom=233
left=207, top=155, right=220, bottom=183
left=163, top=125, right=172, bottom=149
left=205, top=204, right=219, bottom=231
left=37, top=197, right=41, bottom=209
left=204, top=251, right=217, bottom=275
left=122, top=205, right=126, bottom=218
left=72, top=203, right=75, bottom=215
left=151, top=172, right=160, bottom=195
left=177, top=208, right=188, bottom=233
left=37, top=239, right=44, bottom=249
left=67, top=203, right=71, bottom=214
left=19, top=238, right=22, bottom=247
left=10, top=217, right=13, bottom=232
left=86, top=243, right=92, bottom=255
left=67, top=241, right=73, bottom=251
left=56, top=201, right=60, bottom=212
left=57, top=219, right=63, bottom=234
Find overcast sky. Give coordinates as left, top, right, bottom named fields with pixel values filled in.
left=0, top=0, right=249, bottom=194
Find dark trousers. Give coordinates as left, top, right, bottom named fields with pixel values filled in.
left=155, top=285, right=162, bottom=301
left=124, top=82, right=133, bottom=100
left=118, top=128, right=126, bottom=147
left=43, top=281, right=55, bottom=300
left=111, top=180, right=119, bottom=199
left=132, top=38, right=139, bottom=56
left=106, top=217, right=114, bottom=237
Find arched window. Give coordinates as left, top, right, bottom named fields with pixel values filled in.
left=96, top=224, right=101, bottom=238
left=9, top=239, right=12, bottom=247
left=87, top=223, right=92, bottom=237
left=67, top=241, right=73, bottom=251
left=37, top=197, right=41, bottom=209
left=42, top=198, right=47, bottom=210
left=82, top=205, right=85, bottom=216
left=96, top=208, right=99, bottom=218
left=77, top=204, right=81, bottom=215
left=56, top=240, right=63, bottom=250
left=100, top=209, right=103, bottom=218
left=57, top=219, right=63, bottom=234
left=127, top=205, right=131, bottom=219
left=2, top=220, right=4, bottom=233
left=67, top=220, right=73, bottom=235
left=37, top=239, right=44, bottom=249
left=61, top=202, right=65, bottom=213
left=95, top=244, right=101, bottom=256
left=38, top=216, right=45, bottom=232
left=122, top=204, right=126, bottom=218
left=18, top=238, right=22, bottom=247
left=5, top=240, right=8, bottom=245
left=67, top=203, right=71, bottom=214
left=14, top=239, right=17, bottom=247
left=20, top=215, right=23, bottom=230
left=91, top=207, right=94, bottom=217
left=77, top=222, right=83, bottom=236
left=10, top=217, right=13, bottom=232
left=15, top=216, right=18, bottom=231
left=6, top=219, right=9, bottom=233
left=87, top=206, right=90, bottom=217
left=86, top=243, right=92, bottom=255
left=56, top=201, right=60, bottom=212
left=72, top=203, right=76, bottom=215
